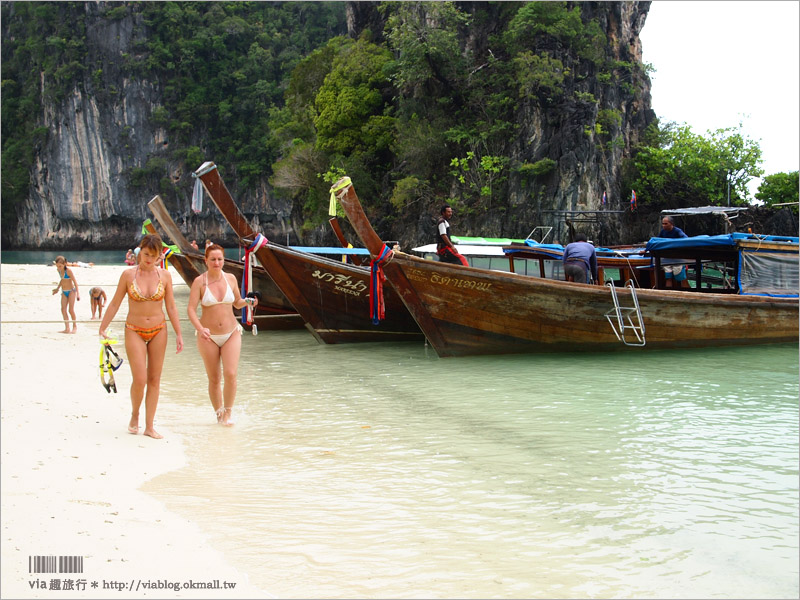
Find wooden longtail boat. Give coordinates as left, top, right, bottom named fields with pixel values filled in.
left=335, top=177, right=799, bottom=357
left=194, top=162, right=423, bottom=344
left=146, top=196, right=305, bottom=330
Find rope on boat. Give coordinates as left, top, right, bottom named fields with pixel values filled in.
left=241, top=234, right=268, bottom=330
left=370, top=244, right=392, bottom=325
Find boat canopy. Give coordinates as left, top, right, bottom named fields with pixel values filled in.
left=646, top=233, right=799, bottom=298
left=508, top=239, right=645, bottom=258
left=661, top=206, right=750, bottom=217
left=450, top=235, right=526, bottom=245
left=290, top=246, right=371, bottom=256
left=644, top=232, right=798, bottom=253
left=412, top=243, right=507, bottom=256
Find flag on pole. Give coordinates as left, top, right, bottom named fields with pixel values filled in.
left=602, top=191, right=607, bottom=205
left=630, top=189, right=637, bottom=209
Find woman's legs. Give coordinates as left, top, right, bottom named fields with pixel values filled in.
left=67, top=292, right=77, bottom=332
left=196, top=335, right=223, bottom=420
left=125, top=329, right=148, bottom=433
left=143, top=329, right=168, bottom=438
left=218, top=332, right=242, bottom=425
left=90, top=297, right=98, bottom=319
left=59, top=294, right=70, bottom=333
left=124, top=326, right=168, bottom=438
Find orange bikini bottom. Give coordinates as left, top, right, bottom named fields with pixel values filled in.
left=126, top=320, right=166, bottom=343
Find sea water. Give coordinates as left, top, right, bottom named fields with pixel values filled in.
left=140, top=286, right=799, bottom=599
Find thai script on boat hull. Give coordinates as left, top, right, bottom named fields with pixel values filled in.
left=408, top=268, right=492, bottom=291
left=312, top=269, right=367, bottom=296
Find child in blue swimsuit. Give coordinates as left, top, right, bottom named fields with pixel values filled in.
left=52, top=256, right=80, bottom=333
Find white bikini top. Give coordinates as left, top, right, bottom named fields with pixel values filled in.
left=201, top=274, right=235, bottom=307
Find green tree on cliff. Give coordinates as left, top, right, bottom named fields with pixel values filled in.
left=755, top=171, right=799, bottom=207
left=628, top=122, right=763, bottom=207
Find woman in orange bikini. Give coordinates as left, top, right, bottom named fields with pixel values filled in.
left=99, top=234, right=184, bottom=439
left=187, top=243, right=258, bottom=426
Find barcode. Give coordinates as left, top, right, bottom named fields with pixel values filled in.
left=28, top=555, right=83, bottom=574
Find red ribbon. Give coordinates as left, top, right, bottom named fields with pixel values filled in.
left=370, top=244, right=392, bottom=324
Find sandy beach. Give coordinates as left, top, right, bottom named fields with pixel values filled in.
left=1, top=264, right=268, bottom=599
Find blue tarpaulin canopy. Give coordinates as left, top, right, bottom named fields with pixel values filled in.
left=645, top=232, right=799, bottom=253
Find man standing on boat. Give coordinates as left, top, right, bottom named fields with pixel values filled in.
left=562, top=233, right=598, bottom=284
left=659, top=215, right=690, bottom=288
left=436, top=205, right=469, bottom=266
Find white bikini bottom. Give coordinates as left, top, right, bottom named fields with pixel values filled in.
left=207, top=324, right=243, bottom=348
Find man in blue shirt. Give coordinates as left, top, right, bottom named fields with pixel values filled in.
left=659, top=215, right=689, bottom=288
left=562, top=233, right=598, bottom=284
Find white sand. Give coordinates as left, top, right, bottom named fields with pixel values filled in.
left=1, top=264, right=268, bottom=599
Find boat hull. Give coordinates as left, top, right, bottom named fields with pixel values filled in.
left=195, top=161, right=423, bottom=344
left=335, top=178, right=799, bottom=357
left=389, top=254, right=798, bottom=356
left=253, top=243, right=423, bottom=344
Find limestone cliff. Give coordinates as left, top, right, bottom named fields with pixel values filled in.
left=3, top=3, right=297, bottom=250
left=14, top=1, right=787, bottom=252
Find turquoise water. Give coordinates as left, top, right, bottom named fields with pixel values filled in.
left=140, top=284, right=799, bottom=599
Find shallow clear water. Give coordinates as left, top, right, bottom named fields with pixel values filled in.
left=141, top=283, right=799, bottom=599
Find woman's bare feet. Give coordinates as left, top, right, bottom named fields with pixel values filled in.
left=143, top=427, right=163, bottom=439
left=59, top=329, right=70, bottom=334
left=128, top=415, right=139, bottom=434
left=220, top=407, right=234, bottom=426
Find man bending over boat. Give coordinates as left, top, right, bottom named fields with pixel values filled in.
left=436, top=205, right=469, bottom=266
left=562, top=233, right=598, bottom=284
left=659, top=216, right=689, bottom=288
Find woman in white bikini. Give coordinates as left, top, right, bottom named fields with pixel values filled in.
left=187, top=243, right=258, bottom=426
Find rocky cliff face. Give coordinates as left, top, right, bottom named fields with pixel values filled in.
left=347, top=1, right=658, bottom=250
left=9, top=2, right=791, bottom=252
left=6, top=4, right=292, bottom=250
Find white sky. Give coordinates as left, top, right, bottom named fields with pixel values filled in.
left=639, top=1, right=799, bottom=195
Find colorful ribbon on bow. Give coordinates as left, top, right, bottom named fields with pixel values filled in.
left=161, top=245, right=176, bottom=269
left=370, top=244, right=392, bottom=325
left=241, top=233, right=268, bottom=326
left=328, top=176, right=352, bottom=217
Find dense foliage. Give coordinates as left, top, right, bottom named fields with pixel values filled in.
left=1, top=2, right=88, bottom=224
left=1, top=1, right=346, bottom=225
left=2, top=1, right=774, bottom=240
left=625, top=122, right=764, bottom=207
left=755, top=171, right=799, bottom=207
left=271, top=1, right=624, bottom=226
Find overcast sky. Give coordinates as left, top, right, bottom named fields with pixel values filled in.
left=639, top=1, right=799, bottom=194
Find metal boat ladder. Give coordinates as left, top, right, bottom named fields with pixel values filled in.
left=605, top=280, right=646, bottom=346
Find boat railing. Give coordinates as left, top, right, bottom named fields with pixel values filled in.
left=525, top=226, right=553, bottom=244
left=605, top=280, right=646, bottom=346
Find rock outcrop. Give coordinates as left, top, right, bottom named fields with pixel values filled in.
left=6, top=1, right=792, bottom=251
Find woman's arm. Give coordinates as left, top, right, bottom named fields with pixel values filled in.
left=98, top=272, right=130, bottom=338
left=162, top=270, right=184, bottom=353
left=186, top=275, right=210, bottom=340
left=67, top=268, right=80, bottom=300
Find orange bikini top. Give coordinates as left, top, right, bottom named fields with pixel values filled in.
left=128, top=268, right=165, bottom=302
